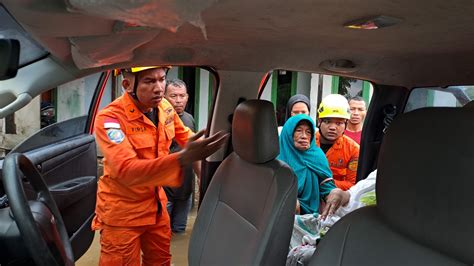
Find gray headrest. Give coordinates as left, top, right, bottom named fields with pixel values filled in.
left=232, top=99, right=279, bottom=163
left=377, top=107, right=474, bottom=263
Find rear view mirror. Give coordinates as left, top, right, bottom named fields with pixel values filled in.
left=0, top=39, right=20, bottom=80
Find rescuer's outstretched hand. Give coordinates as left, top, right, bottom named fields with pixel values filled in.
left=178, top=130, right=229, bottom=166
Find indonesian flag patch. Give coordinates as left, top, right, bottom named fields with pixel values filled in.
left=104, top=118, right=124, bottom=144
left=104, top=118, right=121, bottom=129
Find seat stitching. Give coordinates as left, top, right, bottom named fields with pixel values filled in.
left=195, top=183, right=221, bottom=264
left=258, top=168, right=278, bottom=230
left=258, top=164, right=297, bottom=262
left=337, top=224, right=351, bottom=266
left=219, top=200, right=258, bottom=232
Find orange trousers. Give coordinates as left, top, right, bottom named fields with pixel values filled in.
left=98, top=212, right=171, bottom=266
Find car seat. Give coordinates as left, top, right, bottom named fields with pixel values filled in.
left=309, top=106, right=474, bottom=266
left=188, top=99, right=297, bottom=266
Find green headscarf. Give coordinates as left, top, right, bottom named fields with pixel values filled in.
left=277, top=114, right=335, bottom=214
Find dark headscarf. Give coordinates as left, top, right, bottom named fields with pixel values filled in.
left=285, top=94, right=311, bottom=121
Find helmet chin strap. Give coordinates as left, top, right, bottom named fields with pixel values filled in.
left=128, top=75, right=154, bottom=113
left=129, top=74, right=140, bottom=101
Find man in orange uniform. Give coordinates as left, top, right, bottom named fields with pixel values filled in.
left=316, top=94, right=359, bottom=191
left=93, top=66, right=227, bottom=266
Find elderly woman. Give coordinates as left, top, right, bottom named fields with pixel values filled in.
left=278, top=114, right=348, bottom=217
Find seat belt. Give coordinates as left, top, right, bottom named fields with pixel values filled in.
left=382, top=104, right=397, bottom=134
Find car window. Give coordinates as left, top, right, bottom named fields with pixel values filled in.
left=259, top=70, right=372, bottom=126
left=404, top=86, right=474, bottom=113
left=0, top=5, right=48, bottom=67
left=0, top=66, right=216, bottom=158
left=0, top=72, right=111, bottom=156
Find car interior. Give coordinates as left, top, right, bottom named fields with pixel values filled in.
left=310, top=105, right=474, bottom=266
left=0, top=39, right=19, bottom=81
left=0, top=0, right=473, bottom=265
left=189, top=99, right=297, bottom=265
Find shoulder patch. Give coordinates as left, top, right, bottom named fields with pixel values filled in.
left=348, top=159, right=358, bottom=171
left=165, top=116, right=174, bottom=125
left=104, top=118, right=121, bottom=129
left=165, top=107, right=173, bottom=115
left=106, top=129, right=125, bottom=144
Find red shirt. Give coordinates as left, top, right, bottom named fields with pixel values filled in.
left=344, top=130, right=361, bottom=145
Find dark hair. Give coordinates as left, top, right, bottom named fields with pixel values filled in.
left=349, top=96, right=365, bottom=103
left=165, top=78, right=187, bottom=93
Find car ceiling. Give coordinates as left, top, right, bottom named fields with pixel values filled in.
left=2, top=0, right=474, bottom=88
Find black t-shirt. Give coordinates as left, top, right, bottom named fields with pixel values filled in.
left=144, top=108, right=158, bottom=126
left=320, top=143, right=333, bottom=154
left=164, top=111, right=196, bottom=200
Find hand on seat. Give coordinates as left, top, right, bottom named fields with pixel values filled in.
left=320, top=188, right=350, bottom=220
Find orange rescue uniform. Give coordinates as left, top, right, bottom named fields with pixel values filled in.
left=92, top=92, right=192, bottom=265
left=316, top=132, right=359, bottom=191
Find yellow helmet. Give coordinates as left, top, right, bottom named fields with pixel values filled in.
left=129, top=66, right=171, bottom=73
left=318, top=94, right=350, bottom=119
left=113, top=66, right=171, bottom=76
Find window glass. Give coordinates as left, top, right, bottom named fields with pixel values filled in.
left=0, top=5, right=48, bottom=66
left=404, top=86, right=474, bottom=113
left=259, top=70, right=372, bottom=127
left=0, top=73, right=111, bottom=156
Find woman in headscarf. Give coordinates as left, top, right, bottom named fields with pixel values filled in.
left=278, top=94, right=312, bottom=135
left=285, top=94, right=311, bottom=121
left=278, top=114, right=348, bottom=216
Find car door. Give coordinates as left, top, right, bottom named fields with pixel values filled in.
left=0, top=71, right=111, bottom=261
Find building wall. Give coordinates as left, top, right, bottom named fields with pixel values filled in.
left=196, top=69, right=211, bottom=130
left=167, top=67, right=179, bottom=80
left=296, top=72, right=311, bottom=96
left=0, top=97, right=40, bottom=155
left=260, top=75, right=273, bottom=102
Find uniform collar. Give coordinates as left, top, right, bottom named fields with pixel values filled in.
left=121, top=93, right=176, bottom=128
left=316, top=131, right=343, bottom=150
left=122, top=93, right=144, bottom=121
left=121, top=93, right=158, bottom=128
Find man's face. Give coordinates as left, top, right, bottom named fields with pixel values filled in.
left=318, top=117, right=347, bottom=142
left=165, top=84, right=188, bottom=114
left=349, top=100, right=367, bottom=125
left=124, top=68, right=167, bottom=109
left=291, top=102, right=310, bottom=116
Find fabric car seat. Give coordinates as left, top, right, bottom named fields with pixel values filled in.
left=188, top=99, right=297, bottom=266
left=309, top=106, right=474, bottom=266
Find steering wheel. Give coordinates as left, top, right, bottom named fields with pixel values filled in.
left=2, top=153, right=74, bottom=266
